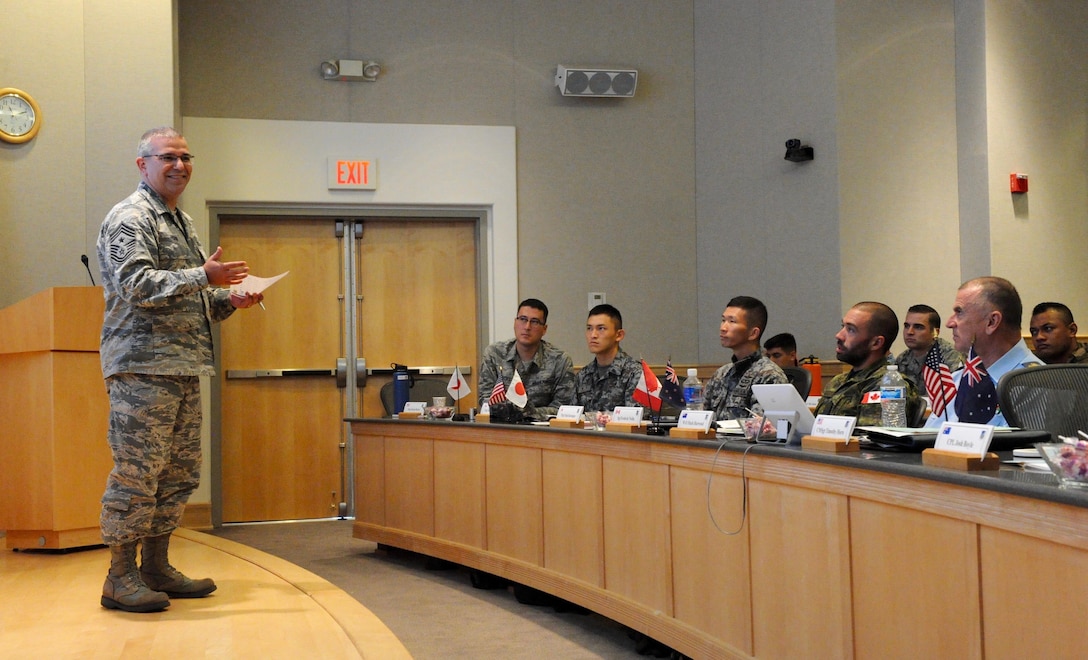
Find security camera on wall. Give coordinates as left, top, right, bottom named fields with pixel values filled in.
left=784, top=138, right=814, bottom=162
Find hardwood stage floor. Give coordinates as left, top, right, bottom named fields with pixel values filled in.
left=0, top=528, right=410, bottom=659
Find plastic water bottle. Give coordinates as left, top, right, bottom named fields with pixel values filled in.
left=683, top=368, right=704, bottom=410
left=880, top=364, right=907, bottom=427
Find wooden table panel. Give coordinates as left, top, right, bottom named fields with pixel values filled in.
left=485, top=444, right=543, bottom=565
left=851, top=499, right=981, bottom=660
left=434, top=440, right=485, bottom=547
left=542, top=450, right=604, bottom=586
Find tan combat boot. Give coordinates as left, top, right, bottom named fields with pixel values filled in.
left=101, top=542, right=170, bottom=612
left=140, top=533, right=217, bottom=598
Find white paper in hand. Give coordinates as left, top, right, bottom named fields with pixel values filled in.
left=230, top=270, right=289, bottom=296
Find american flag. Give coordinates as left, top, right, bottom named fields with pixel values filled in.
left=922, top=342, right=956, bottom=417
left=489, top=379, right=507, bottom=404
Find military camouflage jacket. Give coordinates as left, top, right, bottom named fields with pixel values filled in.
left=895, top=337, right=964, bottom=391
left=703, top=352, right=788, bottom=420
left=573, top=348, right=643, bottom=412
left=477, top=338, right=575, bottom=420
left=814, top=359, right=921, bottom=427
left=97, top=182, right=235, bottom=378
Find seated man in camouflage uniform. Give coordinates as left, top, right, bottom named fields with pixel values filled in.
left=477, top=298, right=575, bottom=420
left=573, top=304, right=643, bottom=413
left=895, top=303, right=964, bottom=391
left=1029, top=302, right=1088, bottom=365
left=704, top=296, right=788, bottom=420
left=815, top=301, right=921, bottom=426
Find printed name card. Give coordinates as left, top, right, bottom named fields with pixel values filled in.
left=812, top=415, right=857, bottom=443
left=403, top=401, right=427, bottom=414
left=935, top=421, right=994, bottom=458
left=556, top=405, right=584, bottom=421
left=678, top=410, right=715, bottom=433
left=612, top=407, right=644, bottom=425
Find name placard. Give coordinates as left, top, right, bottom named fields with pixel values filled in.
left=812, top=415, right=857, bottom=443
left=556, top=405, right=584, bottom=421
left=612, top=406, right=644, bottom=425
left=935, top=421, right=994, bottom=458
left=403, top=401, right=426, bottom=414
left=479, top=402, right=490, bottom=415
left=678, top=409, right=715, bottom=432
left=327, top=157, right=378, bottom=190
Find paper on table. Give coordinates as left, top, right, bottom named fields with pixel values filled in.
left=230, top=271, right=289, bottom=296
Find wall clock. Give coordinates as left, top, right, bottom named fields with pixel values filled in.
left=0, top=88, right=42, bottom=144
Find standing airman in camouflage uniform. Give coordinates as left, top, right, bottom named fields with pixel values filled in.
left=477, top=298, right=575, bottom=420
left=704, top=296, right=788, bottom=420
left=574, top=304, right=644, bottom=413
left=815, top=302, right=921, bottom=426
left=96, top=127, right=263, bottom=613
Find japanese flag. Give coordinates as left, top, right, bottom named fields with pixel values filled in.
left=507, top=369, right=528, bottom=408
left=447, top=366, right=472, bottom=401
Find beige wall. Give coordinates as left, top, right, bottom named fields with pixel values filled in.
left=985, top=1, right=1088, bottom=316
left=3, top=0, right=1088, bottom=512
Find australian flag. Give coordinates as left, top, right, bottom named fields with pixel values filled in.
left=953, top=346, right=998, bottom=423
left=660, top=359, right=686, bottom=409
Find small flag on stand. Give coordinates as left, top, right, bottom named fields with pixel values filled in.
left=660, top=359, right=685, bottom=409
left=507, top=369, right=529, bottom=408
left=922, top=343, right=955, bottom=418
left=447, top=366, right=471, bottom=401
left=489, top=380, right=507, bottom=404
left=632, top=359, right=663, bottom=412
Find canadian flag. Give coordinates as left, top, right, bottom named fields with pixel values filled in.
left=632, top=360, right=662, bottom=411
left=447, top=366, right=471, bottom=401
left=507, top=369, right=529, bottom=408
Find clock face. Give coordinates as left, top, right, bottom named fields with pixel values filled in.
left=0, top=90, right=41, bottom=143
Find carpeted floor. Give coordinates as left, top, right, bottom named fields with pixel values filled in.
left=208, top=519, right=649, bottom=659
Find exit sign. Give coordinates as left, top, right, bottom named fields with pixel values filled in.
left=328, top=157, right=378, bottom=189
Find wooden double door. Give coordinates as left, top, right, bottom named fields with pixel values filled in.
left=217, top=216, right=478, bottom=523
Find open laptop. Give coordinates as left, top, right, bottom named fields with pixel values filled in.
left=751, top=383, right=816, bottom=446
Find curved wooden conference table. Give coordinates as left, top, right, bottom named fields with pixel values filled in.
left=351, top=418, right=1088, bottom=660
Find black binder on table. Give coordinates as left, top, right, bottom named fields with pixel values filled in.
left=857, top=427, right=1051, bottom=452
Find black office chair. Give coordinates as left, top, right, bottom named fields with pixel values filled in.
left=379, top=377, right=454, bottom=416
left=997, top=364, right=1088, bottom=438
left=782, top=366, right=812, bottom=401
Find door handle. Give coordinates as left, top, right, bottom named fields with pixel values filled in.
left=226, top=369, right=335, bottom=379
left=335, top=358, right=368, bottom=388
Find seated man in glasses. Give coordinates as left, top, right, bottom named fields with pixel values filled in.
left=477, top=298, right=576, bottom=420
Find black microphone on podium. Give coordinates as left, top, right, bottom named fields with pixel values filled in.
left=81, top=254, right=96, bottom=286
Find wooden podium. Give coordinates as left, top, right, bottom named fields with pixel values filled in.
left=0, top=287, right=111, bottom=549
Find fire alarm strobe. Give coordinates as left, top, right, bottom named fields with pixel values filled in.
left=555, top=66, right=638, bottom=98
left=1010, top=173, right=1028, bottom=194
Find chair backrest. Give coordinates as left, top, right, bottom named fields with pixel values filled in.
left=379, top=377, right=454, bottom=416
left=997, top=364, right=1088, bottom=438
left=782, top=366, right=812, bottom=402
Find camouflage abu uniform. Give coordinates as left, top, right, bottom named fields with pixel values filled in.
left=477, top=338, right=575, bottom=420
left=895, top=336, right=964, bottom=391
left=703, top=353, right=789, bottom=420
left=814, top=359, right=922, bottom=427
left=573, top=348, right=644, bottom=412
left=97, top=181, right=236, bottom=545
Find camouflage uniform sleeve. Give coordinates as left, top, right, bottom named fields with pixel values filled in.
left=702, top=365, right=732, bottom=419
left=477, top=341, right=506, bottom=408
left=537, top=350, right=576, bottom=417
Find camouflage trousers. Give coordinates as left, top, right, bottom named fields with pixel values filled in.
left=100, top=374, right=202, bottom=546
